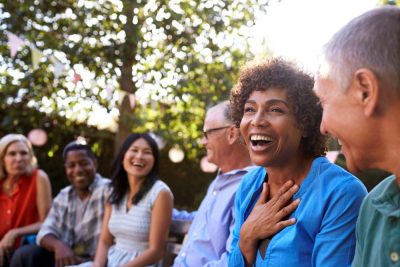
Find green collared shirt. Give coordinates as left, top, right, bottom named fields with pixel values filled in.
left=353, top=175, right=400, bottom=267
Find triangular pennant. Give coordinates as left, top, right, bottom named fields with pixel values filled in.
left=73, top=72, right=82, bottom=85
left=50, top=56, right=65, bottom=78
left=53, top=61, right=65, bottom=78
left=129, top=94, right=136, bottom=109
left=7, top=32, right=25, bottom=58
left=326, top=151, right=340, bottom=163
left=31, top=46, right=45, bottom=69
left=105, top=85, right=113, bottom=100
left=117, top=90, right=127, bottom=105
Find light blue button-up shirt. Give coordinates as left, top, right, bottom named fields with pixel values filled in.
left=173, top=166, right=254, bottom=267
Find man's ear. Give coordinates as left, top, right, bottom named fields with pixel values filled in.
left=353, top=68, right=380, bottom=117
left=227, top=126, right=240, bottom=145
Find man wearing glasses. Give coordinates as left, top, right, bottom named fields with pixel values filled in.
left=173, top=101, right=254, bottom=267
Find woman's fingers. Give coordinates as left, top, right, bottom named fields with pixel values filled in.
left=244, top=181, right=300, bottom=240
left=255, top=183, right=270, bottom=206
left=267, top=180, right=294, bottom=206
left=277, top=180, right=295, bottom=196
left=0, top=248, right=10, bottom=267
left=277, top=198, right=300, bottom=219
left=272, top=183, right=299, bottom=210
left=275, top=217, right=297, bottom=232
left=0, top=248, right=4, bottom=267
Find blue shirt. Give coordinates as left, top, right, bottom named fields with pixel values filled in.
left=352, top=175, right=400, bottom=267
left=173, top=166, right=255, bottom=267
left=229, top=157, right=367, bottom=267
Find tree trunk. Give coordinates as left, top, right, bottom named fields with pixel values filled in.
left=114, top=0, right=141, bottom=155
left=114, top=94, right=135, bottom=154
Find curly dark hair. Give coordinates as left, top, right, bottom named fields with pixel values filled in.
left=230, top=58, right=326, bottom=158
left=109, top=133, right=159, bottom=206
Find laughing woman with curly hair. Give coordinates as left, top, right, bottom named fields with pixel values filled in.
left=228, top=58, right=367, bottom=267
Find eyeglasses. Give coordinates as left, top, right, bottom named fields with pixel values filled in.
left=203, top=125, right=232, bottom=139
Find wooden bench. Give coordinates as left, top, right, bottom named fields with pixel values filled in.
left=162, top=219, right=192, bottom=267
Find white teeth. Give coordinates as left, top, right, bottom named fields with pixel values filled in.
left=250, top=135, right=273, bottom=141
left=76, top=176, right=85, bottom=181
left=133, top=162, right=144, bottom=167
left=338, top=139, right=342, bottom=146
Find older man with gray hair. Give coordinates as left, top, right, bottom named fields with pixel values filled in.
left=314, top=6, right=400, bottom=267
left=173, top=101, right=254, bottom=267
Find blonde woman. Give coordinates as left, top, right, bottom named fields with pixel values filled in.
left=0, top=134, right=52, bottom=267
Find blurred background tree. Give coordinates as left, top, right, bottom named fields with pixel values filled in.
left=379, top=0, right=400, bottom=6
left=0, top=0, right=268, bottom=209
left=0, top=0, right=390, bottom=209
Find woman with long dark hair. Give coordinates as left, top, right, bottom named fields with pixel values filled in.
left=73, top=133, right=173, bottom=267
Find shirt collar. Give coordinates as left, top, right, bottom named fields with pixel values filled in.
left=88, top=174, right=102, bottom=191
left=371, top=175, right=400, bottom=218
left=293, top=157, right=326, bottom=198
left=217, top=165, right=255, bottom=178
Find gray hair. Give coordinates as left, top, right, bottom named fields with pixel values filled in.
left=0, top=134, right=37, bottom=179
left=207, top=100, right=233, bottom=125
left=322, top=6, right=400, bottom=95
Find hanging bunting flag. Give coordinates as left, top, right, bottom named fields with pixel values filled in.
left=326, top=151, right=340, bottom=163
left=7, top=32, right=25, bottom=58
left=128, top=94, right=136, bottom=109
left=53, top=61, right=65, bottom=78
left=105, top=85, right=113, bottom=100
left=117, top=90, right=126, bottom=105
left=50, top=56, right=65, bottom=78
left=73, top=72, right=82, bottom=85
left=31, top=46, right=45, bottom=69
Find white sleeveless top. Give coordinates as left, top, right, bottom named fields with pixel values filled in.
left=70, top=180, right=172, bottom=267
left=107, top=180, right=172, bottom=267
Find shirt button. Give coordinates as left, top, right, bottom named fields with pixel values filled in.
left=213, top=190, right=217, bottom=195
left=7, top=209, right=11, bottom=214
left=390, top=252, right=399, bottom=262
left=181, top=252, right=186, bottom=257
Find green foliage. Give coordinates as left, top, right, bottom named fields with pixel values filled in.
left=379, top=0, right=400, bottom=6
left=0, top=0, right=268, bottom=158
left=1, top=0, right=268, bottom=208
